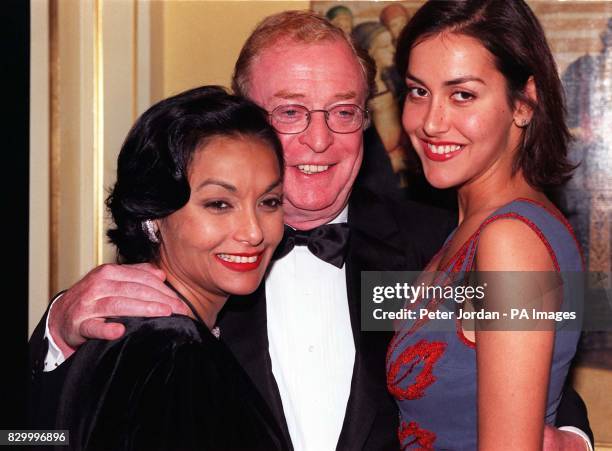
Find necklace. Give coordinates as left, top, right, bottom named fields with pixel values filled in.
left=165, top=281, right=221, bottom=339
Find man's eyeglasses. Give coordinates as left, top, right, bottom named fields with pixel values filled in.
left=268, top=104, right=369, bottom=134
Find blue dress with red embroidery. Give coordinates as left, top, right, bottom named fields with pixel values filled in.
left=386, top=199, right=583, bottom=450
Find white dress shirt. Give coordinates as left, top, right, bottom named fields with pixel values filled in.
left=43, top=293, right=66, bottom=371
left=266, top=207, right=355, bottom=451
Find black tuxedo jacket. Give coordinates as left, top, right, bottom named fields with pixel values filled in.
left=217, top=186, right=456, bottom=451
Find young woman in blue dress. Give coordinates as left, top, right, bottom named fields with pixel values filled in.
left=386, top=1, right=584, bottom=449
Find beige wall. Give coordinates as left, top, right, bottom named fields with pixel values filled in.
left=152, top=1, right=309, bottom=101
left=30, top=0, right=50, bottom=336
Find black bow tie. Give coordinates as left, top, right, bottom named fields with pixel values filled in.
left=273, top=223, right=350, bottom=268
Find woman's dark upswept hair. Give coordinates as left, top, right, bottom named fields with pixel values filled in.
left=395, top=0, right=574, bottom=189
left=106, top=85, right=284, bottom=264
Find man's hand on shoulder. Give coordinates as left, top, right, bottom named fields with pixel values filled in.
left=48, top=263, right=187, bottom=358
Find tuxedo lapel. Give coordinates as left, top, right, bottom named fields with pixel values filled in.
left=336, top=188, right=407, bottom=450
left=217, top=285, right=293, bottom=449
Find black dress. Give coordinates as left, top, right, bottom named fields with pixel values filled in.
left=49, top=313, right=289, bottom=451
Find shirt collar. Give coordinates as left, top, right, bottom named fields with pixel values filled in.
left=329, top=205, right=348, bottom=225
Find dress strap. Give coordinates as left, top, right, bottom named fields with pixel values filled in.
left=459, top=199, right=583, bottom=272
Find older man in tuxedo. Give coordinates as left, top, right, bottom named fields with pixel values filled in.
left=30, top=10, right=592, bottom=451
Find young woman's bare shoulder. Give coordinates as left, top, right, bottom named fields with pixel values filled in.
left=476, top=218, right=556, bottom=271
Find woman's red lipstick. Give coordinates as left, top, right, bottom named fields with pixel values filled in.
left=215, top=252, right=264, bottom=272
left=421, top=139, right=464, bottom=162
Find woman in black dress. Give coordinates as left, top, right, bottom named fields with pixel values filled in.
left=53, top=86, right=289, bottom=450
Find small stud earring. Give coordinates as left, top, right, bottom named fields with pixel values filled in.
left=514, top=118, right=529, bottom=128
left=142, top=219, right=160, bottom=243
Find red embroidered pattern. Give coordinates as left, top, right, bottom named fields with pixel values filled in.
left=387, top=339, right=447, bottom=400
left=398, top=420, right=436, bottom=450
left=439, top=235, right=472, bottom=273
